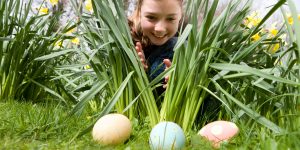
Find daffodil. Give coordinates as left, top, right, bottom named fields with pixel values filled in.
left=269, top=43, right=280, bottom=54
left=287, top=14, right=300, bottom=25
left=244, top=12, right=261, bottom=28
left=84, top=65, right=91, bottom=70
left=287, top=14, right=294, bottom=25
left=268, top=22, right=278, bottom=38
left=49, top=0, right=59, bottom=6
left=66, top=28, right=76, bottom=35
left=270, top=29, right=278, bottom=37
left=39, top=7, right=49, bottom=15
left=85, top=0, right=93, bottom=13
left=251, top=33, right=261, bottom=41
left=54, top=40, right=63, bottom=48
left=252, top=18, right=261, bottom=27
left=71, top=37, right=80, bottom=45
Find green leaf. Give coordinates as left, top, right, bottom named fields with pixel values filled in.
left=29, top=78, right=67, bottom=105
left=174, top=24, right=192, bottom=50
left=69, top=80, right=108, bottom=116
left=212, top=80, right=284, bottom=134
left=210, top=63, right=300, bottom=86
left=35, top=49, right=77, bottom=61
left=71, top=71, right=134, bottom=138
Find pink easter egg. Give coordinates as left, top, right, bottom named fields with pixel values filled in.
left=198, top=121, right=239, bottom=148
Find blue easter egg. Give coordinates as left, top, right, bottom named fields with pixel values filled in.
left=149, top=121, right=185, bottom=150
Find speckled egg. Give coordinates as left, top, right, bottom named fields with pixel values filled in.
left=92, top=113, right=131, bottom=145
left=149, top=121, right=185, bottom=150
left=198, top=120, right=239, bottom=148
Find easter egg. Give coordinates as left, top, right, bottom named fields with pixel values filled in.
left=149, top=121, right=185, bottom=150
left=92, top=113, right=131, bottom=145
left=198, top=120, right=239, bottom=148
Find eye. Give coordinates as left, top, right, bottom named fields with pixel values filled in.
left=146, top=15, right=157, bottom=21
left=166, top=17, right=176, bottom=22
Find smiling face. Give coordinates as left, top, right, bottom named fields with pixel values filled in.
left=140, top=0, right=182, bottom=46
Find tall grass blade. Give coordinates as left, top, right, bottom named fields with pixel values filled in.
left=210, top=63, right=300, bottom=86
left=212, top=80, right=284, bottom=134
left=71, top=71, right=134, bottom=139
left=70, top=80, right=108, bottom=116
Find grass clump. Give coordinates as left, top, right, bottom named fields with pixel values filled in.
left=0, top=100, right=98, bottom=149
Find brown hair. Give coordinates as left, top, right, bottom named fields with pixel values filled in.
left=128, top=0, right=184, bottom=48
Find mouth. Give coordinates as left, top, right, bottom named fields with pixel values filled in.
left=153, top=33, right=167, bottom=39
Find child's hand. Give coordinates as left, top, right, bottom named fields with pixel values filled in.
left=135, top=42, right=148, bottom=70
left=163, top=59, right=172, bottom=89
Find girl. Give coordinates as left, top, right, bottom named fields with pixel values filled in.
left=128, top=0, right=184, bottom=84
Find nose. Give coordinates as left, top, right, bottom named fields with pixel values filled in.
left=154, top=21, right=166, bottom=33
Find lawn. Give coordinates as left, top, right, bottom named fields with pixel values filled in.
left=1, top=0, right=299, bottom=149
left=0, top=100, right=97, bottom=149
left=0, top=100, right=299, bottom=149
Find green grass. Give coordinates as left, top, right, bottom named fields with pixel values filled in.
left=1, top=100, right=299, bottom=149
left=0, top=100, right=98, bottom=149
left=0, top=100, right=213, bottom=149
left=1, top=0, right=300, bottom=149
left=0, top=100, right=154, bottom=149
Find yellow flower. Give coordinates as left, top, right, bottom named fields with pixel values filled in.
left=288, top=15, right=293, bottom=25
left=84, top=65, right=91, bottom=70
left=270, top=29, right=278, bottom=37
left=54, top=40, right=63, bottom=47
left=270, top=43, right=280, bottom=54
left=252, top=18, right=261, bottom=26
left=251, top=33, right=261, bottom=41
left=85, top=0, right=93, bottom=12
left=244, top=19, right=250, bottom=27
left=49, top=0, right=59, bottom=6
left=268, top=22, right=278, bottom=38
left=39, top=7, right=49, bottom=15
left=287, top=14, right=300, bottom=25
left=71, top=37, right=80, bottom=45
left=245, top=12, right=261, bottom=28
left=66, top=28, right=76, bottom=35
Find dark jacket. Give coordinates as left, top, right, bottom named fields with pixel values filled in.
left=145, top=37, right=177, bottom=81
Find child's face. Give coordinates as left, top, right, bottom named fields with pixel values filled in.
left=140, top=0, right=182, bottom=46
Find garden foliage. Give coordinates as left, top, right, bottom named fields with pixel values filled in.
left=2, top=0, right=299, bottom=148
